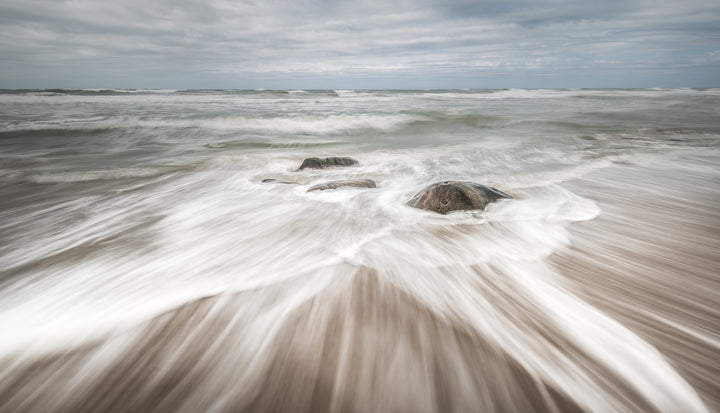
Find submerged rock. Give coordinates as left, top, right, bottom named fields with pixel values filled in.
left=407, top=181, right=512, bottom=214
left=261, top=178, right=297, bottom=184
left=307, top=179, right=376, bottom=192
left=297, top=157, right=359, bottom=170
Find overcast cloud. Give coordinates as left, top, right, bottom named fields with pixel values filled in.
left=0, top=0, right=718, bottom=88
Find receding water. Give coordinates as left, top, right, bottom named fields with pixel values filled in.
left=0, top=88, right=719, bottom=412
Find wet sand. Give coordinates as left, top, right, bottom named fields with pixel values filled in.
left=553, top=158, right=720, bottom=412
left=0, top=158, right=718, bottom=413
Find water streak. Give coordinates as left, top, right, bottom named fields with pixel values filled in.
left=0, top=89, right=718, bottom=412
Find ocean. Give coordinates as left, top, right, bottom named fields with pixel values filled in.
left=0, top=88, right=718, bottom=412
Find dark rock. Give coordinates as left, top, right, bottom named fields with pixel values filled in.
left=407, top=181, right=512, bottom=214
left=262, top=178, right=297, bottom=184
left=297, top=157, right=359, bottom=170
left=307, top=179, right=377, bottom=192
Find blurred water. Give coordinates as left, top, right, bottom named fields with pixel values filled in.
left=0, top=89, right=718, bottom=412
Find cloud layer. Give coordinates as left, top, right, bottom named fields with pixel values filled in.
left=1, top=0, right=718, bottom=88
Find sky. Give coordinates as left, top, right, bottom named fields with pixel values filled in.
left=0, top=0, right=719, bottom=89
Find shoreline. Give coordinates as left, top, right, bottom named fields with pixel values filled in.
left=552, top=157, right=720, bottom=411
left=1, top=156, right=718, bottom=412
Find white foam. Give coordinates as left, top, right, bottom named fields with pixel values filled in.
left=28, top=167, right=174, bottom=183
left=1, top=113, right=423, bottom=135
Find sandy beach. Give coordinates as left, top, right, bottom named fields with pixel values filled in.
left=1, top=156, right=717, bottom=412
left=553, top=157, right=720, bottom=412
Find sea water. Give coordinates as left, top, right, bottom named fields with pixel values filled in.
left=0, top=89, right=718, bottom=412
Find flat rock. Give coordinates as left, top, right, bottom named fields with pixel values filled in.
left=307, top=179, right=377, bottom=192
left=297, top=157, right=359, bottom=170
left=262, top=178, right=297, bottom=184
left=407, top=181, right=512, bottom=214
